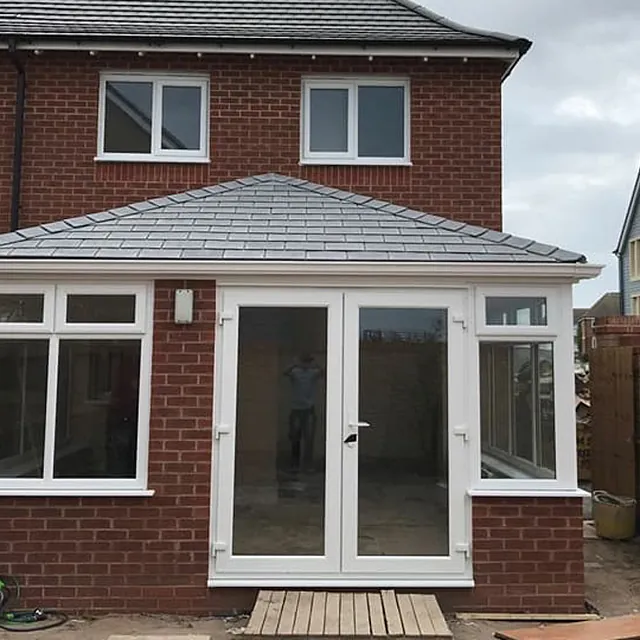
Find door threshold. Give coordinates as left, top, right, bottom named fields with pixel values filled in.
left=208, top=577, right=475, bottom=588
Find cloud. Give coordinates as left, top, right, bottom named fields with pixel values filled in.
left=420, top=0, right=640, bottom=306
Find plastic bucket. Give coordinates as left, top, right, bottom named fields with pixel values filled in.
left=593, top=490, right=637, bottom=540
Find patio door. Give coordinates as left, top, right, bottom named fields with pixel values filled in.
left=211, top=287, right=470, bottom=585
left=341, top=290, right=469, bottom=579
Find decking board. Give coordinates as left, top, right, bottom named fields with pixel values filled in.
left=243, top=590, right=451, bottom=639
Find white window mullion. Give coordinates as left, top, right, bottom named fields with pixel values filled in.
left=42, top=335, right=60, bottom=481
left=151, top=81, right=162, bottom=155
left=349, top=84, right=358, bottom=160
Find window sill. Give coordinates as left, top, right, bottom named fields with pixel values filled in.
left=468, top=488, right=589, bottom=498
left=94, top=155, right=211, bottom=164
left=0, top=489, right=156, bottom=497
left=299, top=158, right=413, bottom=167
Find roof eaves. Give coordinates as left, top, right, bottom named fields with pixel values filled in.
left=391, top=0, right=532, bottom=54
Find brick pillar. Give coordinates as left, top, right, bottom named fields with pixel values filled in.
left=594, top=316, right=640, bottom=348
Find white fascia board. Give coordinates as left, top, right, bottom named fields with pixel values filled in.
left=2, top=40, right=519, bottom=60
left=0, top=259, right=604, bottom=281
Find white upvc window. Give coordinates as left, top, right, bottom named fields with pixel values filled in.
left=472, top=285, right=576, bottom=492
left=633, top=295, right=640, bottom=316
left=0, top=283, right=153, bottom=496
left=97, top=73, right=209, bottom=163
left=301, top=77, right=410, bottom=165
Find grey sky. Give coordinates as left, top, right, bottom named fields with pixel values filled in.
left=421, top=0, right=640, bottom=308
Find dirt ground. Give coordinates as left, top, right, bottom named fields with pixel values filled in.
left=2, top=536, right=640, bottom=640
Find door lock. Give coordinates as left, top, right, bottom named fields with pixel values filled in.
left=344, top=433, right=358, bottom=444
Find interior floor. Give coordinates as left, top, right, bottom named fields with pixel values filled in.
left=233, top=469, right=449, bottom=557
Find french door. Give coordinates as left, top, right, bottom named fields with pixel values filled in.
left=211, top=287, right=470, bottom=585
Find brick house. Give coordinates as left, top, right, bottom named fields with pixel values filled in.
left=0, top=0, right=600, bottom=616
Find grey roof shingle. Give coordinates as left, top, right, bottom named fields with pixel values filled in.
left=0, top=173, right=586, bottom=264
left=0, top=0, right=530, bottom=51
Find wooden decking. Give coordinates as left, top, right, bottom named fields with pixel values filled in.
left=243, top=590, right=452, bottom=639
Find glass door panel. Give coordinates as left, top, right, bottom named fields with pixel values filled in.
left=357, top=307, right=449, bottom=557
left=233, top=306, right=328, bottom=556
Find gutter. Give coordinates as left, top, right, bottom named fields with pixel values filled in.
left=7, top=40, right=25, bottom=232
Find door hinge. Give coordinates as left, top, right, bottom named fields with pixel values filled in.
left=452, top=314, right=467, bottom=330
left=211, top=541, right=227, bottom=557
left=453, top=425, right=469, bottom=442
left=218, top=311, right=234, bottom=325
left=214, top=423, right=231, bottom=439
left=455, top=543, right=471, bottom=559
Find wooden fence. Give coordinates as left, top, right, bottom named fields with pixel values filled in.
left=590, top=347, right=640, bottom=512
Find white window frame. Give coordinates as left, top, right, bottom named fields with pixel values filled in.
left=470, top=284, right=577, bottom=493
left=633, top=295, right=640, bottom=316
left=300, top=77, right=411, bottom=166
left=630, top=238, right=640, bottom=281
left=0, top=283, right=154, bottom=496
left=0, top=284, right=54, bottom=332
left=96, top=73, right=209, bottom=163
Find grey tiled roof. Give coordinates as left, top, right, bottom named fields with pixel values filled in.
left=0, top=174, right=585, bottom=264
left=0, top=0, right=530, bottom=50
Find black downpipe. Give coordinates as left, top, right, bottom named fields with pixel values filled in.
left=7, top=41, right=25, bottom=232
left=619, top=253, right=626, bottom=315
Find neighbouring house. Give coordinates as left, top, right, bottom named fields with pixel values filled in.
left=576, top=292, right=621, bottom=359
left=573, top=307, right=588, bottom=356
left=616, top=164, right=640, bottom=315
left=0, top=0, right=600, bottom=617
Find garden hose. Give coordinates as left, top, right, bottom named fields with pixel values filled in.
left=0, top=576, right=68, bottom=632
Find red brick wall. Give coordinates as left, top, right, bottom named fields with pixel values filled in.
left=594, top=315, right=640, bottom=348
left=0, top=279, right=253, bottom=614
left=0, top=52, right=505, bottom=232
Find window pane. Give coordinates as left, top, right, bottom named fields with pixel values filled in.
left=104, top=81, right=153, bottom=154
left=486, top=297, right=547, bottom=326
left=309, top=88, right=349, bottom=153
left=161, top=85, right=202, bottom=150
left=54, top=340, right=141, bottom=479
left=0, top=340, right=48, bottom=478
left=358, top=86, right=405, bottom=158
left=67, top=295, right=136, bottom=324
left=0, top=294, right=44, bottom=323
left=480, top=342, right=556, bottom=479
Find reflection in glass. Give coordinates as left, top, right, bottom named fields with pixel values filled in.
left=309, top=88, right=349, bottom=153
left=54, top=340, right=141, bottom=478
left=0, top=295, right=44, bottom=323
left=0, top=340, right=48, bottom=478
left=66, top=295, right=136, bottom=324
left=486, top=297, right=547, bottom=326
left=104, top=81, right=153, bottom=153
left=161, top=85, right=202, bottom=150
left=358, top=86, right=405, bottom=158
left=358, top=308, right=449, bottom=556
left=233, top=307, right=327, bottom=556
left=480, top=342, right=556, bottom=479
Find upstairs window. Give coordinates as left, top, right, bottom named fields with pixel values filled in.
left=301, top=78, right=409, bottom=165
left=98, top=74, right=209, bottom=162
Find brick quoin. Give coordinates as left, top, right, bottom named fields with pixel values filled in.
left=0, top=52, right=504, bottom=232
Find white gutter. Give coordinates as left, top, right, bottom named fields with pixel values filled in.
left=0, top=41, right=519, bottom=60
left=0, top=259, right=603, bottom=281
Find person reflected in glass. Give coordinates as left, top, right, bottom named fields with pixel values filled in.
left=284, top=354, right=323, bottom=473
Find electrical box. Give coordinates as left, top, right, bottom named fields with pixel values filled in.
left=174, top=289, right=194, bottom=324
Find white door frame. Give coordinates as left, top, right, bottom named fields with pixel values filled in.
left=212, top=287, right=344, bottom=578
left=209, top=286, right=472, bottom=587
left=341, top=289, right=470, bottom=579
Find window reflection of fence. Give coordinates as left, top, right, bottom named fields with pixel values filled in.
left=361, top=330, right=438, bottom=343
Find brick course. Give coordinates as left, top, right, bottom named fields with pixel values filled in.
left=0, top=52, right=504, bottom=232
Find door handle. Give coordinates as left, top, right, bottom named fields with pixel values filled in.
left=349, top=421, right=371, bottom=429
left=344, top=433, right=357, bottom=444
